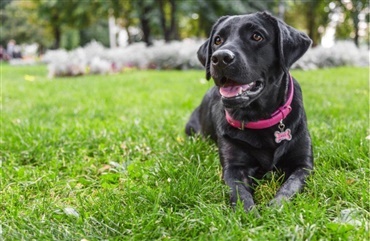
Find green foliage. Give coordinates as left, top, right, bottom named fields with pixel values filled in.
left=285, top=0, right=331, bottom=46
left=61, top=29, right=80, bottom=50
left=79, top=20, right=110, bottom=47
left=31, top=0, right=101, bottom=48
left=0, top=1, right=52, bottom=47
left=1, top=65, right=369, bottom=240
left=34, top=0, right=98, bottom=29
left=336, top=12, right=354, bottom=39
left=178, top=0, right=276, bottom=38
left=1, top=0, right=367, bottom=49
left=0, top=0, right=11, bottom=9
left=337, top=0, right=370, bottom=46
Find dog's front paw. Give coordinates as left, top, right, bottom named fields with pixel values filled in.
left=269, top=196, right=289, bottom=208
left=230, top=193, right=260, bottom=216
left=230, top=200, right=260, bottom=217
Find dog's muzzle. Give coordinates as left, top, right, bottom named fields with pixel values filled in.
left=211, top=50, right=235, bottom=69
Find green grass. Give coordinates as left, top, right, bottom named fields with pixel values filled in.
left=1, top=64, right=369, bottom=240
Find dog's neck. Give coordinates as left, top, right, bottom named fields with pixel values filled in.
left=225, top=74, right=294, bottom=130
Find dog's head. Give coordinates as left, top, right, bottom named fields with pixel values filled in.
left=198, top=12, right=311, bottom=109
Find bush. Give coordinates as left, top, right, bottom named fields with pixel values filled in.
left=89, top=57, right=112, bottom=75
left=42, top=40, right=368, bottom=78
left=146, top=40, right=202, bottom=70
left=43, top=48, right=86, bottom=78
left=102, top=42, right=148, bottom=70
left=43, top=39, right=205, bottom=77
left=293, top=41, right=369, bottom=70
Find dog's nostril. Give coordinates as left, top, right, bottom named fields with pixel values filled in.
left=212, top=50, right=234, bottom=67
left=211, top=56, right=219, bottom=64
left=223, top=54, right=235, bottom=64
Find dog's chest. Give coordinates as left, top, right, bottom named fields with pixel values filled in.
left=221, top=124, right=291, bottom=171
left=249, top=146, right=286, bottom=171
left=250, top=149, right=273, bottom=170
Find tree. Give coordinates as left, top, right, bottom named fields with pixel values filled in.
left=194, top=0, right=275, bottom=37
left=135, top=0, right=156, bottom=46
left=158, top=0, right=179, bottom=42
left=32, top=0, right=100, bottom=49
left=101, top=0, right=136, bottom=45
left=0, top=1, right=52, bottom=47
left=338, top=0, right=369, bottom=47
left=285, top=1, right=330, bottom=46
left=79, top=20, right=110, bottom=47
left=0, top=0, right=11, bottom=9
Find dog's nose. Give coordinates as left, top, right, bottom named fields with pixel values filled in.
left=211, top=50, right=235, bottom=68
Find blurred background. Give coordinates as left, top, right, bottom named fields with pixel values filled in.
left=1, top=0, right=368, bottom=76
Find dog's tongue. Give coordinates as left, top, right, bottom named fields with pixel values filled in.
left=220, top=83, right=251, bottom=98
left=219, top=86, right=241, bottom=98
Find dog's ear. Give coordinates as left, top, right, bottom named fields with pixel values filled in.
left=261, top=12, right=312, bottom=71
left=197, top=40, right=208, bottom=67
left=197, top=16, right=229, bottom=80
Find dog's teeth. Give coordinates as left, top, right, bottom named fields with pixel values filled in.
left=238, top=88, right=243, bottom=95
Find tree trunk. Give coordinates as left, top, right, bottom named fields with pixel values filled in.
left=158, top=0, right=170, bottom=42
left=306, top=1, right=318, bottom=47
left=169, top=0, right=179, bottom=40
left=353, top=23, right=359, bottom=47
left=140, top=11, right=152, bottom=46
left=138, top=2, right=153, bottom=47
left=351, top=10, right=360, bottom=47
left=158, top=0, right=179, bottom=42
left=123, top=11, right=133, bottom=45
left=52, top=26, right=61, bottom=49
left=125, top=25, right=132, bottom=45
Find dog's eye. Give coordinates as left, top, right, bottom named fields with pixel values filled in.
left=251, top=33, right=263, bottom=42
left=214, top=36, right=223, bottom=46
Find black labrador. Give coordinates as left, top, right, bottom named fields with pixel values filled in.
left=185, top=12, right=313, bottom=212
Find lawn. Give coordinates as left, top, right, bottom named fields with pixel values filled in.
left=1, top=64, right=369, bottom=240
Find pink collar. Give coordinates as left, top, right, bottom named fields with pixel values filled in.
left=225, top=76, right=294, bottom=130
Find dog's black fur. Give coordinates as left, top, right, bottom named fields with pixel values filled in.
left=185, top=12, right=313, bottom=212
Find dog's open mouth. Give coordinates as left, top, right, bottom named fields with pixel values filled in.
left=219, top=79, right=264, bottom=99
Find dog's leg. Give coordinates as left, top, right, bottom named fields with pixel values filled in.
left=219, top=139, right=258, bottom=212
left=270, top=166, right=312, bottom=207
left=185, top=106, right=201, bottom=136
left=223, top=167, right=256, bottom=211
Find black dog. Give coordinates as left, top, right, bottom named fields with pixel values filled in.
left=185, top=12, right=313, bottom=212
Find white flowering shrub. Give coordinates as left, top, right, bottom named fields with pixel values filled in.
left=146, top=39, right=203, bottom=70
left=178, top=39, right=204, bottom=70
left=99, top=40, right=203, bottom=70
left=293, top=41, right=369, bottom=70
left=146, top=40, right=182, bottom=69
left=102, top=42, right=149, bottom=69
left=42, top=49, right=69, bottom=64
left=83, top=40, right=106, bottom=65
left=89, top=57, right=112, bottom=75
left=43, top=40, right=368, bottom=77
left=44, top=48, right=86, bottom=78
